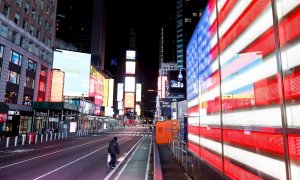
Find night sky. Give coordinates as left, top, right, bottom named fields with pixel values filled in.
left=105, top=0, right=174, bottom=87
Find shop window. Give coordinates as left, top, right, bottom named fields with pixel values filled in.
left=19, top=116, right=32, bottom=133
left=23, top=95, right=32, bottom=106
left=11, top=51, right=22, bottom=66
left=7, top=70, right=20, bottom=84
left=4, top=90, right=18, bottom=104
left=27, top=59, right=36, bottom=72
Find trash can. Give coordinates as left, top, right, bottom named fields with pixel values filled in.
left=26, top=132, right=35, bottom=143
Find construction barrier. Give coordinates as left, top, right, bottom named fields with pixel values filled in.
left=155, top=120, right=179, bottom=144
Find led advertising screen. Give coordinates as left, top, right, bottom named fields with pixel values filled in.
left=124, top=93, right=134, bottom=108
left=168, top=71, right=186, bottom=98
left=158, top=76, right=167, bottom=98
left=126, top=50, right=136, bottom=60
left=186, top=1, right=300, bottom=179
left=125, top=76, right=135, bottom=92
left=50, top=69, right=64, bottom=102
left=89, top=66, right=104, bottom=105
left=136, top=83, right=141, bottom=102
left=103, top=79, right=109, bottom=107
left=126, top=61, right=136, bottom=75
left=117, top=83, right=124, bottom=101
left=53, top=49, right=91, bottom=97
left=108, top=79, right=114, bottom=107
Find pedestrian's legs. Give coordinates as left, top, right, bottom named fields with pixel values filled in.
left=110, top=153, right=116, bottom=167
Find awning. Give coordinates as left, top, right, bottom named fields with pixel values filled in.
left=0, top=102, right=9, bottom=113
left=32, top=102, right=79, bottom=112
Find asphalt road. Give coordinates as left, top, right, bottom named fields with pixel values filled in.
left=0, top=127, right=151, bottom=180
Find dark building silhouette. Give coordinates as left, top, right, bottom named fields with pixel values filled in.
left=56, top=0, right=106, bottom=70
left=176, top=0, right=208, bottom=69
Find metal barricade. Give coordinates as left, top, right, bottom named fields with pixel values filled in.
left=169, top=139, right=188, bottom=171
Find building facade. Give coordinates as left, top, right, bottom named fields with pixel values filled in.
left=186, top=0, right=300, bottom=179
left=0, top=0, right=57, bottom=136
left=176, top=0, right=207, bottom=69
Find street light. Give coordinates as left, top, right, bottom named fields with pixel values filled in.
left=177, top=68, right=187, bottom=81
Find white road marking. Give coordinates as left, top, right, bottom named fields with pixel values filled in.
left=145, top=137, right=153, bottom=180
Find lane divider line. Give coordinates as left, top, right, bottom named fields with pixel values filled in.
left=145, top=137, right=153, bottom=180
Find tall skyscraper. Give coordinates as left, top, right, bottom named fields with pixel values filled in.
left=56, top=0, right=106, bottom=70
left=0, top=0, right=57, bottom=136
left=176, top=0, right=207, bottom=69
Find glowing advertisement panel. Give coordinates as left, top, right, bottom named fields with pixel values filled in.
left=103, top=79, right=109, bottom=107
left=117, top=83, right=124, bottom=101
left=126, top=50, right=136, bottom=60
left=50, top=69, right=64, bottom=102
left=53, top=49, right=91, bottom=97
left=108, top=79, right=114, bottom=107
left=126, top=61, right=136, bottom=75
left=125, top=76, right=135, bottom=92
left=89, top=66, right=104, bottom=105
left=124, top=93, right=134, bottom=108
left=136, top=83, right=141, bottom=102
left=186, top=0, right=300, bottom=179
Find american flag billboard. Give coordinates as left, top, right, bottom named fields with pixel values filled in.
left=186, top=0, right=300, bottom=179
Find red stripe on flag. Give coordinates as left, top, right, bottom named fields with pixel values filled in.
left=188, top=142, right=263, bottom=180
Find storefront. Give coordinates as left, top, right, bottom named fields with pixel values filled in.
left=32, top=102, right=79, bottom=135
left=0, top=102, right=8, bottom=139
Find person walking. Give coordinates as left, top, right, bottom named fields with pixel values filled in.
left=108, top=137, right=120, bottom=168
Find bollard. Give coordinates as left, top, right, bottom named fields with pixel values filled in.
left=54, top=133, right=57, bottom=140
left=35, top=134, right=38, bottom=144
left=41, top=134, right=43, bottom=143
left=22, top=134, right=26, bottom=145
left=50, top=133, right=53, bottom=141
left=45, top=133, right=48, bottom=142
left=58, top=132, right=61, bottom=140
left=14, top=136, right=18, bottom=147
left=6, top=137, right=10, bottom=148
left=29, top=135, right=32, bottom=145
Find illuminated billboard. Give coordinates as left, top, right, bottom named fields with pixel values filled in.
left=89, top=66, right=104, bottom=105
left=126, top=50, right=136, bottom=60
left=124, top=93, right=134, bottom=108
left=126, top=61, right=136, bottom=75
left=108, top=79, right=114, bottom=107
left=186, top=1, right=300, bottom=179
left=157, top=76, right=167, bottom=98
left=53, top=49, right=91, bottom=97
left=136, top=83, right=141, bottom=102
left=125, top=76, right=135, bottom=92
left=103, top=79, right=109, bottom=107
left=50, top=69, right=64, bottom=102
left=117, top=83, right=124, bottom=101
left=168, top=70, right=186, bottom=98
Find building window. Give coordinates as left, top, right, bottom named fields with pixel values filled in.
left=31, top=9, right=36, bottom=20
left=29, top=25, right=34, bottom=35
left=28, top=41, right=33, bottom=53
left=5, top=90, right=18, bottom=104
left=20, top=36, right=24, bottom=47
left=16, top=0, right=22, bottom=7
left=192, top=13, right=197, bottom=17
left=40, top=0, right=44, bottom=9
left=36, top=30, right=40, bottom=40
left=23, top=95, right=32, bottom=106
left=0, top=24, right=8, bottom=38
left=24, top=2, right=29, bottom=13
left=45, top=21, right=49, bottom=30
left=25, top=76, right=35, bottom=89
left=3, top=5, right=9, bottom=17
left=184, top=18, right=191, bottom=22
left=0, top=45, right=5, bottom=60
left=38, top=16, right=42, bottom=25
left=7, top=70, right=20, bottom=84
left=14, top=13, right=20, bottom=25
left=27, top=59, right=36, bottom=72
left=22, top=19, right=27, bottom=30
left=11, top=51, right=22, bottom=65
left=12, top=31, right=17, bottom=44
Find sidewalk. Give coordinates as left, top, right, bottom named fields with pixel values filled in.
left=158, top=144, right=192, bottom=180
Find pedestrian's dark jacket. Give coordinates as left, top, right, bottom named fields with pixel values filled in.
left=108, top=139, right=120, bottom=154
